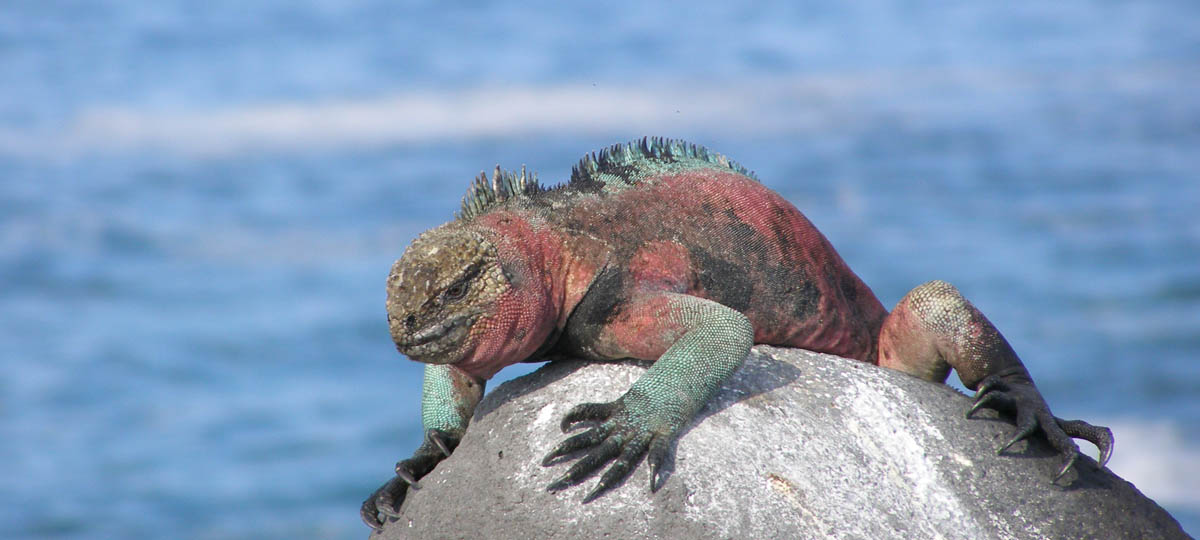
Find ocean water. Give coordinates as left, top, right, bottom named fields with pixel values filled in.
left=2, top=1, right=1198, bottom=538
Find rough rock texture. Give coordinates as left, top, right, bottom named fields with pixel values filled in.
left=372, top=346, right=1190, bottom=540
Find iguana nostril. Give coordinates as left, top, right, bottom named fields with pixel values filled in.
left=404, top=315, right=417, bottom=330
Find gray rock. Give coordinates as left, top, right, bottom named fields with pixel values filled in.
left=372, top=346, right=1190, bottom=540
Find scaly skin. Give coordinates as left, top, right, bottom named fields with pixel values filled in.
left=360, top=138, right=1114, bottom=531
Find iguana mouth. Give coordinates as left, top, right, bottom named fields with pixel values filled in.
left=396, top=314, right=476, bottom=361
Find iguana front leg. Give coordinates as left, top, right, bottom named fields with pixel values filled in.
left=878, top=280, right=1114, bottom=479
left=361, top=363, right=485, bottom=531
left=542, top=292, right=754, bottom=501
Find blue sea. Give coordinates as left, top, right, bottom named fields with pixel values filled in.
left=2, top=1, right=1198, bottom=538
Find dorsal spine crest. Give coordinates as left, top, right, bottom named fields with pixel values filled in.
left=569, top=136, right=757, bottom=186
left=457, top=165, right=544, bottom=220
left=454, top=138, right=755, bottom=221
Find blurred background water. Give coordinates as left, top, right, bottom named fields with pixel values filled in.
left=1, top=1, right=1198, bottom=538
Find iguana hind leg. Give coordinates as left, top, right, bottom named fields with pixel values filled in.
left=877, top=280, right=1113, bottom=479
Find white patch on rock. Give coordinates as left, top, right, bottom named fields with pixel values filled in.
left=839, top=374, right=980, bottom=536
left=386, top=347, right=1189, bottom=540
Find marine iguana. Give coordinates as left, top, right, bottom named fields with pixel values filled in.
left=361, top=137, right=1114, bottom=531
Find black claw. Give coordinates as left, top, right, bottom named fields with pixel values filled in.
left=431, top=433, right=452, bottom=457
left=378, top=501, right=402, bottom=519
left=1098, top=437, right=1114, bottom=469
left=360, top=491, right=385, bottom=531
left=581, top=434, right=652, bottom=503
left=545, top=438, right=622, bottom=492
left=966, top=396, right=990, bottom=418
left=1054, top=453, right=1079, bottom=482
left=546, top=476, right=572, bottom=493
left=647, top=438, right=670, bottom=492
left=394, top=462, right=419, bottom=487
left=542, top=427, right=606, bottom=466
left=377, top=488, right=397, bottom=516
left=1058, top=419, right=1115, bottom=468
left=561, top=402, right=617, bottom=432
left=973, top=375, right=1006, bottom=400
left=361, top=476, right=406, bottom=530
left=382, top=476, right=408, bottom=518
left=997, top=420, right=1037, bottom=455
left=967, top=391, right=1015, bottom=418
left=581, top=480, right=611, bottom=504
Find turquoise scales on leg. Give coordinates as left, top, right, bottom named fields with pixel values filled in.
left=542, top=293, right=754, bottom=501
left=420, top=364, right=484, bottom=439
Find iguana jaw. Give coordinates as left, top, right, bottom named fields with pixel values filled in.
left=394, top=312, right=479, bottom=363
left=405, top=313, right=475, bottom=347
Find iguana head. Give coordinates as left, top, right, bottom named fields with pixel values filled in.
left=386, top=225, right=510, bottom=365
left=385, top=221, right=559, bottom=378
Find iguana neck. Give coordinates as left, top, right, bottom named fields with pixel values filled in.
left=456, top=211, right=608, bottom=378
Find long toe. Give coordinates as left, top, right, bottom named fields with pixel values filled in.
left=1058, top=419, right=1115, bottom=468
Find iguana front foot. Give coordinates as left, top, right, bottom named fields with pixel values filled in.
left=542, top=395, right=675, bottom=503
left=361, top=429, right=460, bottom=532
left=968, top=374, right=1114, bottom=481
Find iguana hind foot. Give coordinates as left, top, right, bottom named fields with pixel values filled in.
left=879, top=280, right=1113, bottom=481
left=969, top=374, right=1114, bottom=480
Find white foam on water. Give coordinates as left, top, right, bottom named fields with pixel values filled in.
left=3, top=66, right=1190, bottom=159
left=18, top=85, right=779, bottom=158
left=1094, top=418, right=1200, bottom=510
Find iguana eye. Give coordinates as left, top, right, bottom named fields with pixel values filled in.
left=443, top=281, right=469, bottom=302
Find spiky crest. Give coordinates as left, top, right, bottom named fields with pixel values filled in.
left=569, top=137, right=757, bottom=186
left=454, top=138, right=754, bottom=220
left=456, top=165, right=544, bottom=220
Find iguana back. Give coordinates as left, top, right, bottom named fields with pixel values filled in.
left=522, top=139, right=887, bottom=362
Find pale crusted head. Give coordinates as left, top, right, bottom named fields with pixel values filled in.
left=386, top=225, right=510, bottom=364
